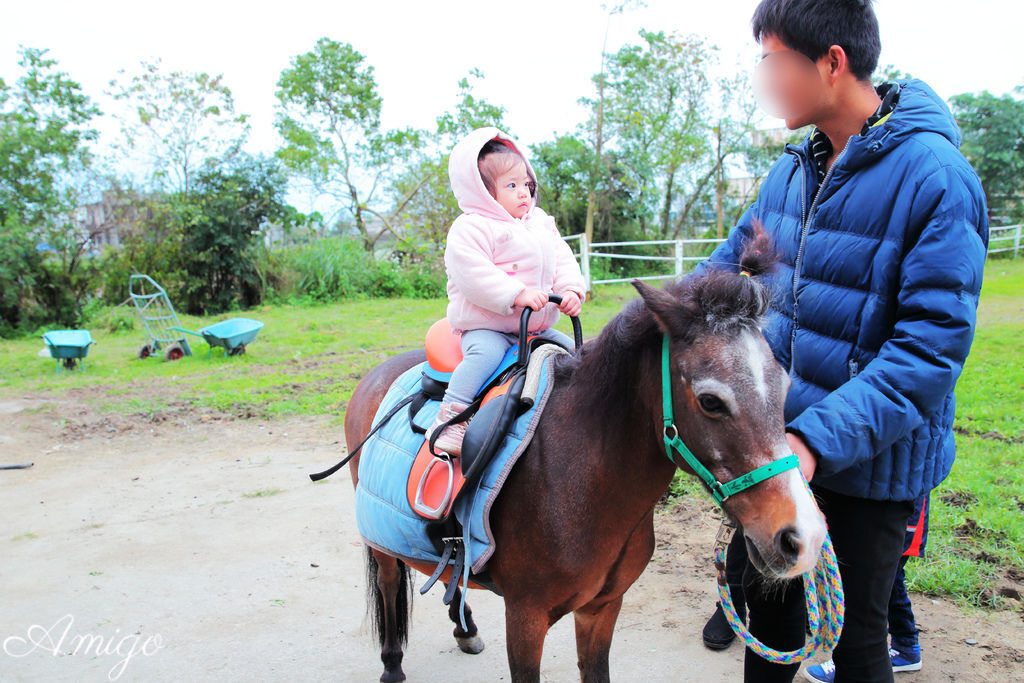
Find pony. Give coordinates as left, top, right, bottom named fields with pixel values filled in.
left=342, top=231, right=825, bottom=682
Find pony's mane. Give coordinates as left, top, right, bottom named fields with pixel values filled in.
left=556, top=225, right=779, bottom=408
left=578, top=267, right=771, bottom=364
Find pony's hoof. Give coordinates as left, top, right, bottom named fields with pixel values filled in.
left=456, top=635, right=485, bottom=654
left=380, top=669, right=406, bottom=682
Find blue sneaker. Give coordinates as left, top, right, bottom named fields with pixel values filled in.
left=802, top=648, right=922, bottom=681
left=802, top=659, right=835, bottom=682
left=889, top=646, right=922, bottom=672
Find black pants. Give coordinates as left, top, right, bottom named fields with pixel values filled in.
left=741, top=487, right=914, bottom=682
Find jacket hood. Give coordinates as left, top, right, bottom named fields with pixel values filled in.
left=790, top=79, right=963, bottom=169
left=448, top=127, right=538, bottom=221
left=874, top=78, right=961, bottom=148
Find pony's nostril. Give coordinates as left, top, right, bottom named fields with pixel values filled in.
left=775, top=525, right=803, bottom=564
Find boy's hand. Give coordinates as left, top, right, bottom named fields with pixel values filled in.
left=787, top=432, right=817, bottom=482
left=514, top=288, right=549, bottom=311
left=557, top=291, right=582, bottom=317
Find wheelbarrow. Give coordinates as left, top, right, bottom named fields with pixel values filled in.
left=42, top=330, right=94, bottom=372
left=170, top=317, right=264, bottom=357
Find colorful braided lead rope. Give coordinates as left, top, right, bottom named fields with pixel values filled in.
left=715, top=523, right=845, bottom=664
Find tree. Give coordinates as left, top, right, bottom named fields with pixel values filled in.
left=0, top=47, right=98, bottom=227
left=435, top=69, right=507, bottom=148
left=0, top=223, right=46, bottom=333
left=530, top=134, right=595, bottom=235
left=93, top=185, right=187, bottom=309
left=674, top=70, right=764, bottom=239
left=385, top=70, right=508, bottom=252
left=0, top=46, right=99, bottom=332
left=532, top=135, right=641, bottom=245
left=108, top=60, right=250, bottom=196
left=275, top=38, right=424, bottom=252
left=588, top=30, right=713, bottom=238
left=582, top=1, right=647, bottom=254
left=950, top=86, right=1024, bottom=223
left=178, top=155, right=293, bottom=314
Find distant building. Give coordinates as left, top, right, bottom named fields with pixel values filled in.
left=74, top=190, right=153, bottom=254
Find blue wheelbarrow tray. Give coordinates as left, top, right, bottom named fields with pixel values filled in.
left=43, top=330, right=94, bottom=359
left=200, top=317, right=263, bottom=350
left=172, top=317, right=264, bottom=357
left=42, top=330, right=94, bottom=372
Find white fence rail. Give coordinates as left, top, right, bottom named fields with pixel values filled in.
left=563, top=234, right=726, bottom=290
left=989, top=223, right=1023, bottom=257
left=565, top=224, right=1021, bottom=290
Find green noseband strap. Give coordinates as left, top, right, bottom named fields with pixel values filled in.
left=660, top=335, right=799, bottom=506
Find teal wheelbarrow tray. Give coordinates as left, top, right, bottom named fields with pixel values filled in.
left=170, top=317, right=264, bottom=357
left=42, top=330, right=94, bottom=372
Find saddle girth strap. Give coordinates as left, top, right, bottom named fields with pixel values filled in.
left=443, top=539, right=467, bottom=606
left=418, top=536, right=457, bottom=596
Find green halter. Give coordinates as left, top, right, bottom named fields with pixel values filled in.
left=661, top=335, right=799, bottom=506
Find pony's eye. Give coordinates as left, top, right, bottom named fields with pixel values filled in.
left=698, top=394, right=728, bottom=415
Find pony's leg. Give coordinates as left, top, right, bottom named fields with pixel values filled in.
left=367, top=548, right=413, bottom=683
left=573, top=596, right=624, bottom=683
left=446, top=585, right=485, bottom=654
left=504, top=604, right=550, bottom=682
left=575, top=512, right=657, bottom=682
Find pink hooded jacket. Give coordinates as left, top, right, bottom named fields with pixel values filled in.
left=444, top=127, right=586, bottom=335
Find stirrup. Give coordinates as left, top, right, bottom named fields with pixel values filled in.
left=412, top=455, right=456, bottom=519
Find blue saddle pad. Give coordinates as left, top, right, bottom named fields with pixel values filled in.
left=354, top=357, right=556, bottom=574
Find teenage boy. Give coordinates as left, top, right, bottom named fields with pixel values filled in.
left=697, top=1, right=988, bottom=681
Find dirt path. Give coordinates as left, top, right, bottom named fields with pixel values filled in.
left=1, top=397, right=1021, bottom=681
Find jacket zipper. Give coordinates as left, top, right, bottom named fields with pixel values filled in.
left=788, top=137, right=852, bottom=367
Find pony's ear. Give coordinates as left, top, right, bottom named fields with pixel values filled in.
left=632, top=280, right=691, bottom=340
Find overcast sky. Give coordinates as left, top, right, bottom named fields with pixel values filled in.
left=3, top=0, right=1022, bottom=190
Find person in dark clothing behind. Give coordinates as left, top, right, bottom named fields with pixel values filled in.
left=704, top=497, right=932, bottom=679
left=695, top=1, right=988, bottom=681
left=803, top=496, right=931, bottom=681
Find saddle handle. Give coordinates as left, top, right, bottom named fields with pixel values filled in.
left=517, top=293, right=583, bottom=366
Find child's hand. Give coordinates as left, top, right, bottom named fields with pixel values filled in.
left=514, top=288, right=549, bottom=311
left=557, top=291, right=582, bottom=317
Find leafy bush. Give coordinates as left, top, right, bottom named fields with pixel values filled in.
left=271, top=237, right=444, bottom=302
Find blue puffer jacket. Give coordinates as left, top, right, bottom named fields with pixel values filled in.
left=701, top=79, right=988, bottom=501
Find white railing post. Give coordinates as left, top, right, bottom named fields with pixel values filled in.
left=674, top=240, right=684, bottom=280
left=1015, top=224, right=1022, bottom=259
left=580, top=234, right=592, bottom=293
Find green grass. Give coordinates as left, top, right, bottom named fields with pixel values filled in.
left=0, top=286, right=640, bottom=421
left=904, top=259, right=1024, bottom=608
left=1, top=262, right=1022, bottom=609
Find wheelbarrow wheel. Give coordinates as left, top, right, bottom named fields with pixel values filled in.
left=137, top=344, right=153, bottom=359
left=228, top=343, right=246, bottom=357
left=164, top=344, right=185, bottom=361
left=62, top=358, right=78, bottom=371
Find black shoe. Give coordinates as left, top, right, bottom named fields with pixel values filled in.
left=702, top=602, right=736, bottom=650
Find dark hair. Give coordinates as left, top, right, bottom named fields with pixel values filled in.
left=477, top=138, right=537, bottom=199
left=752, top=0, right=881, bottom=82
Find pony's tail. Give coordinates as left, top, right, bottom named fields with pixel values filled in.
left=365, top=547, right=413, bottom=647
left=739, top=220, right=780, bottom=277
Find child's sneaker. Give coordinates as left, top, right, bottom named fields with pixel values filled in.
left=889, top=646, right=922, bottom=672
left=802, top=659, right=835, bottom=682
left=427, top=402, right=468, bottom=456
left=803, top=647, right=922, bottom=681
